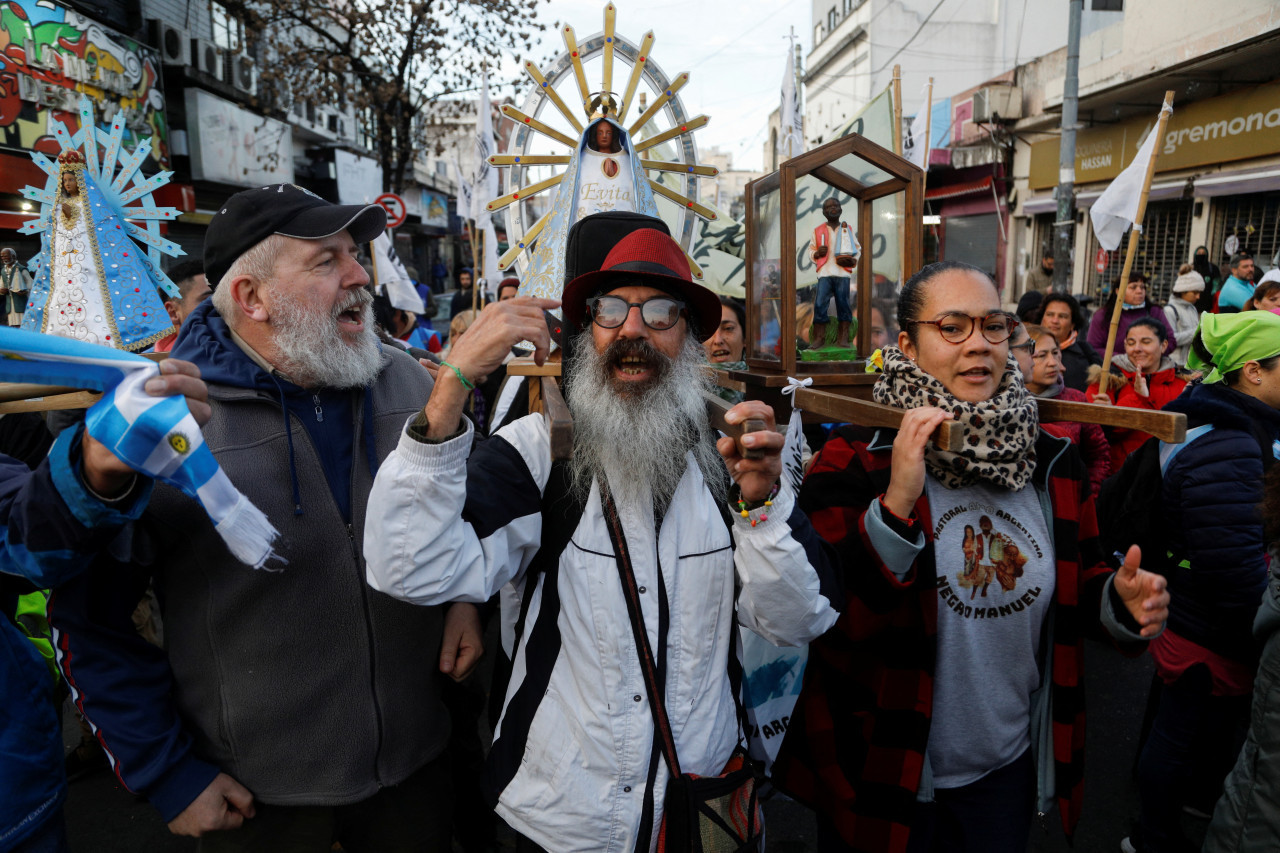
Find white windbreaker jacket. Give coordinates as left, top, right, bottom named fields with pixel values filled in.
left=365, top=414, right=841, bottom=852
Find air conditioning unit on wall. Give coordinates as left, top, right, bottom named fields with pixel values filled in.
left=972, top=86, right=1022, bottom=124
left=225, top=53, right=257, bottom=96
left=190, top=38, right=223, bottom=79
left=148, top=19, right=189, bottom=67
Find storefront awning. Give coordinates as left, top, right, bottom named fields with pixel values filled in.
left=926, top=175, right=993, bottom=201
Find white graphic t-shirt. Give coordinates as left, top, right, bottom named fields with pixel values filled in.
left=924, top=476, right=1055, bottom=789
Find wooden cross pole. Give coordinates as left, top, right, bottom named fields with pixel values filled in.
left=1098, top=91, right=1176, bottom=396
left=0, top=352, right=171, bottom=414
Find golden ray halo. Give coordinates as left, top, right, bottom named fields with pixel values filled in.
left=494, top=3, right=719, bottom=276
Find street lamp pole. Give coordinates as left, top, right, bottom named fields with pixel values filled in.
left=1053, top=0, right=1083, bottom=292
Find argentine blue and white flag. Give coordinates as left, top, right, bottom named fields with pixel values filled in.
left=0, top=326, right=280, bottom=569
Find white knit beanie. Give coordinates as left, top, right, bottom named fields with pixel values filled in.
left=1172, top=270, right=1205, bottom=293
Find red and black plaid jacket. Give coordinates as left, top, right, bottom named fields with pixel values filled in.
left=773, top=425, right=1139, bottom=852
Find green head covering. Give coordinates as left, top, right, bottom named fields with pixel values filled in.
left=1187, top=311, right=1280, bottom=384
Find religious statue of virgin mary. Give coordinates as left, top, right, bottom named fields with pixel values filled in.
left=520, top=97, right=661, bottom=300
left=19, top=96, right=184, bottom=350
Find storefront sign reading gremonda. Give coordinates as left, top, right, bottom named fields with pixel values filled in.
left=1029, top=80, right=1280, bottom=190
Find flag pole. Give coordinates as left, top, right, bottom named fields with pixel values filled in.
left=468, top=218, right=481, bottom=314
left=1098, top=90, right=1175, bottom=396
left=892, top=65, right=906, bottom=287
left=921, top=78, right=933, bottom=195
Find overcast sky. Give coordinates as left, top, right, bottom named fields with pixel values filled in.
left=492, top=0, right=812, bottom=173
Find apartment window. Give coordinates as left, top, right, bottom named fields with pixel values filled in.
left=814, top=23, right=823, bottom=44
left=843, top=0, right=855, bottom=13
left=210, top=2, right=244, bottom=52
left=1091, top=0, right=1122, bottom=10
left=827, top=7, right=837, bottom=31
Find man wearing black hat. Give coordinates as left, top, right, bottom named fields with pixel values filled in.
left=48, top=184, right=480, bottom=851
left=364, top=216, right=841, bottom=851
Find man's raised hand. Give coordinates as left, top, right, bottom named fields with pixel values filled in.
left=716, top=400, right=783, bottom=504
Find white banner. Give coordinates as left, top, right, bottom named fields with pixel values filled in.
left=903, top=82, right=932, bottom=169
left=371, top=232, right=423, bottom=314
left=186, top=89, right=293, bottom=187
left=1090, top=103, right=1173, bottom=251
left=334, top=149, right=383, bottom=206
left=474, top=71, right=499, bottom=225
left=778, top=47, right=804, bottom=161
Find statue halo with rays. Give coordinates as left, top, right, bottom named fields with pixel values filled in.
left=17, top=94, right=184, bottom=351
left=488, top=3, right=721, bottom=300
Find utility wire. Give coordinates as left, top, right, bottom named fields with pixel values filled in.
left=871, top=0, right=950, bottom=74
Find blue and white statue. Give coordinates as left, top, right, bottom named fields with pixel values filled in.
left=18, top=96, right=184, bottom=351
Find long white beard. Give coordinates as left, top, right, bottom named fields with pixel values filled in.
left=565, top=329, right=726, bottom=510
left=269, top=287, right=382, bottom=389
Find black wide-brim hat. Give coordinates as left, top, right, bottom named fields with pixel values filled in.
left=562, top=227, right=721, bottom=339
left=205, top=184, right=386, bottom=288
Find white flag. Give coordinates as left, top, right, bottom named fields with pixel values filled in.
left=777, top=47, right=804, bottom=160
left=473, top=71, right=499, bottom=226
left=903, top=83, right=932, bottom=169
left=1090, top=104, right=1172, bottom=251
left=453, top=158, right=473, bottom=222
left=371, top=231, right=424, bottom=314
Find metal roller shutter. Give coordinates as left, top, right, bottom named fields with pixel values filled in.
left=1210, top=192, right=1280, bottom=273
left=942, top=213, right=1000, bottom=278
left=1086, top=199, right=1193, bottom=304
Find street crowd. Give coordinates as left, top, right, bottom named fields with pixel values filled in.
left=2, top=187, right=1279, bottom=853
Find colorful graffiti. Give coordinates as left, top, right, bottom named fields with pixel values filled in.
left=0, top=0, right=167, bottom=167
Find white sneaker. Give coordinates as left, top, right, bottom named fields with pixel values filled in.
left=1120, top=837, right=1138, bottom=853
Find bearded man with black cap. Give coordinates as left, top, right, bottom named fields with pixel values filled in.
left=47, top=184, right=481, bottom=852
left=364, top=214, right=842, bottom=851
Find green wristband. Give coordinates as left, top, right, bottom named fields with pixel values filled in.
left=439, top=360, right=475, bottom=391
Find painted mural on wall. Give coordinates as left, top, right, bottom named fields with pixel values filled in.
left=0, top=0, right=168, bottom=168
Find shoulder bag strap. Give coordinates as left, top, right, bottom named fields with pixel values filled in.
left=600, top=480, right=683, bottom=778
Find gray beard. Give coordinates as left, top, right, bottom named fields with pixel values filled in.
left=269, top=287, right=383, bottom=389
left=564, top=329, right=727, bottom=511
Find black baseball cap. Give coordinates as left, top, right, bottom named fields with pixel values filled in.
left=204, top=184, right=386, bottom=288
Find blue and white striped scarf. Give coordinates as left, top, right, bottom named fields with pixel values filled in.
left=0, top=327, right=281, bottom=569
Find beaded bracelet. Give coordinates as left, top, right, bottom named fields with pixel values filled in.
left=439, top=360, right=475, bottom=391
left=736, top=481, right=780, bottom=528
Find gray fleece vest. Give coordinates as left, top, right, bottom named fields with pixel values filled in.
left=144, top=348, right=449, bottom=806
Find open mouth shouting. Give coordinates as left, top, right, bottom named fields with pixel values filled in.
left=604, top=338, right=669, bottom=392
left=334, top=291, right=371, bottom=335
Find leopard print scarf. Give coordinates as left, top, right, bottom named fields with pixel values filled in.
left=872, top=345, right=1039, bottom=491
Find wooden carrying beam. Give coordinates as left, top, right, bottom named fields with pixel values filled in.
left=540, top=376, right=574, bottom=461
left=702, top=392, right=765, bottom=460
left=1037, top=398, right=1187, bottom=444
left=794, top=387, right=965, bottom=452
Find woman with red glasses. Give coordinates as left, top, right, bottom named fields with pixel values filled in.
left=772, top=260, right=1170, bottom=853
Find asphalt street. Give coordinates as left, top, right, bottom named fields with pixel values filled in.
left=62, top=636, right=1213, bottom=853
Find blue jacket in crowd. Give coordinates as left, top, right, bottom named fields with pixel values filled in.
left=1, top=427, right=151, bottom=851
left=1161, top=382, right=1280, bottom=662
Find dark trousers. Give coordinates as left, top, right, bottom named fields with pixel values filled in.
left=817, top=749, right=1036, bottom=853
left=197, top=752, right=453, bottom=853
left=11, top=810, right=70, bottom=853
left=1136, top=665, right=1249, bottom=853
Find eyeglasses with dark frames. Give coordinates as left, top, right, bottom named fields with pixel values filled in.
left=906, top=312, right=1019, bottom=345
left=586, top=295, right=687, bottom=331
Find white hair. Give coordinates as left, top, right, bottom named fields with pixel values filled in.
left=268, top=284, right=382, bottom=389
left=211, top=234, right=290, bottom=325
left=564, top=328, right=725, bottom=510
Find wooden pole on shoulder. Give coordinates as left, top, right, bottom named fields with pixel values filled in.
left=1099, top=90, right=1175, bottom=396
